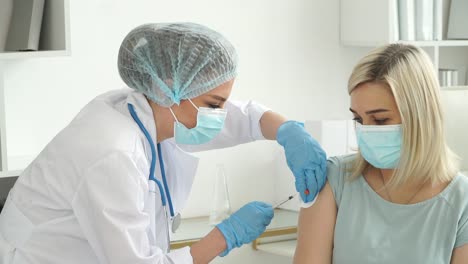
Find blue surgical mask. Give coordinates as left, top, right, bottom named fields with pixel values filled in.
left=355, top=123, right=402, bottom=169
left=170, top=99, right=227, bottom=145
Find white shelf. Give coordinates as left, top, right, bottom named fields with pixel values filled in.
left=398, top=40, right=468, bottom=47
left=0, top=50, right=70, bottom=60
left=441, top=86, right=468, bottom=90
left=0, top=170, right=21, bottom=179
left=0, top=154, right=34, bottom=177
left=343, top=40, right=468, bottom=48
left=256, top=239, right=296, bottom=258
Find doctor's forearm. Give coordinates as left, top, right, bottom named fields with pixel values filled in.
left=259, top=111, right=288, bottom=140
left=190, top=228, right=227, bottom=263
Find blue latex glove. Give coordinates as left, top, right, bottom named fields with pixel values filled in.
left=277, top=121, right=327, bottom=203
left=216, top=201, right=274, bottom=257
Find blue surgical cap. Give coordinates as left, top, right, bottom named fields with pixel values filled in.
left=118, top=23, right=238, bottom=107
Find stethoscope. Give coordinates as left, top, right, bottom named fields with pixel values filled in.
left=128, top=103, right=181, bottom=248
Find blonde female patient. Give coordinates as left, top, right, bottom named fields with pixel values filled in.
left=294, top=44, right=468, bottom=263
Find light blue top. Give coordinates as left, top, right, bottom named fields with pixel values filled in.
left=328, top=154, right=468, bottom=264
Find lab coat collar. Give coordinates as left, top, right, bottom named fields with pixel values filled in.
left=125, top=91, right=157, bottom=144
left=160, top=138, right=199, bottom=213
left=121, top=90, right=199, bottom=214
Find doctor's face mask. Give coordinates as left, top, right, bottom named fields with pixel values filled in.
left=350, top=82, right=403, bottom=169
left=168, top=80, right=233, bottom=145
left=169, top=99, right=227, bottom=145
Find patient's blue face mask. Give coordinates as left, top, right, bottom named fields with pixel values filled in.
left=355, top=123, right=402, bottom=169
left=170, top=99, right=227, bottom=145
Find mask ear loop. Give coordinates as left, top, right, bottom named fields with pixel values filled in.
left=187, top=98, right=199, bottom=110
left=169, top=99, right=199, bottom=125
left=168, top=107, right=179, bottom=123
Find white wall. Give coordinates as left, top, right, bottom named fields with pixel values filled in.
left=2, top=0, right=370, bottom=262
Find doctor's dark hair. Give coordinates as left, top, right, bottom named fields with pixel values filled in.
left=347, top=43, right=459, bottom=188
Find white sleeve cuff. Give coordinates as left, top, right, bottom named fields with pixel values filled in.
left=241, top=100, right=271, bottom=140
left=230, top=100, right=271, bottom=140
left=300, top=195, right=318, bottom=208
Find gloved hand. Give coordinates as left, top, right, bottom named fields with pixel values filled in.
left=216, top=201, right=274, bottom=257
left=276, top=121, right=327, bottom=203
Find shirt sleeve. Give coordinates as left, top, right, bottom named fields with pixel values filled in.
left=326, top=155, right=352, bottom=208
left=455, top=199, right=468, bottom=248
left=178, top=99, right=271, bottom=152
left=71, top=151, right=193, bottom=264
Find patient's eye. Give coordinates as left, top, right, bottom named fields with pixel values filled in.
left=374, top=118, right=389, bottom=125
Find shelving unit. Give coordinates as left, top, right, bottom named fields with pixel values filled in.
left=340, top=0, right=468, bottom=89
left=0, top=0, right=71, bottom=59
left=341, top=0, right=468, bottom=171
left=0, top=0, right=70, bottom=177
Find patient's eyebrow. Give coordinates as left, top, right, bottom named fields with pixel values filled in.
left=365, top=109, right=389, bottom=115
left=349, top=108, right=389, bottom=115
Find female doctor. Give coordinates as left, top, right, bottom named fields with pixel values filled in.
left=0, top=23, right=326, bottom=264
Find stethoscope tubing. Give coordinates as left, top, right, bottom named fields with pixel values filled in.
left=128, top=103, right=176, bottom=216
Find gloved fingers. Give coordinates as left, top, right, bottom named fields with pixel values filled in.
left=252, top=201, right=272, bottom=209
left=262, top=208, right=274, bottom=226
left=305, top=169, right=319, bottom=202
left=314, top=165, right=327, bottom=193
left=294, top=174, right=308, bottom=202
left=259, top=214, right=273, bottom=226
left=252, top=202, right=274, bottom=225
left=308, top=133, right=326, bottom=161
left=318, top=148, right=328, bottom=166
left=276, top=121, right=305, bottom=146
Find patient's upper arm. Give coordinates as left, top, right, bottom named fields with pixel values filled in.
left=293, top=182, right=337, bottom=264
left=451, top=244, right=468, bottom=263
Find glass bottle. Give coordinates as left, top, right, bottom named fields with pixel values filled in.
left=209, top=164, right=232, bottom=225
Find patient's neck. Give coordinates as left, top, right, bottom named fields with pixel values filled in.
left=366, top=167, right=448, bottom=205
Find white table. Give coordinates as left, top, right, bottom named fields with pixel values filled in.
left=170, top=209, right=298, bottom=258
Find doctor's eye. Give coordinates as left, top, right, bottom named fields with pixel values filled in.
left=352, top=117, right=362, bottom=124
left=207, top=103, right=221, bottom=109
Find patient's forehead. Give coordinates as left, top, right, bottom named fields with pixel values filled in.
left=350, top=82, right=397, bottom=113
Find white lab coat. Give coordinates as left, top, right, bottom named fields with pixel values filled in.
left=0, top=89, right=269, bottom=264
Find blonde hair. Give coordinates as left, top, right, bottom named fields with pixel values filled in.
left=348, top=43, right=459, bottom=188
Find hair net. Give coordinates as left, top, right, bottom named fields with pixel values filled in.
left=118, top=22, right=238, bottom=107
